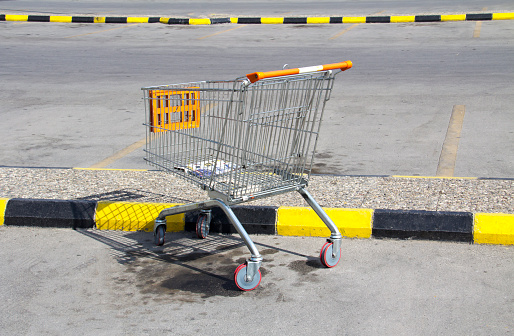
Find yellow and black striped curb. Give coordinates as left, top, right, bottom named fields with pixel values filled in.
left=1, top=198, right=513, bottom=245
left=1, top=13, right=513, bottom=25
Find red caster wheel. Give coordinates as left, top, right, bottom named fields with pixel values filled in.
left=320, top=242, right=341, bottom=268
left=154, top=224, right=166, bottom=246
left=196, top=212, right=211, bottom=239
left=234, top=263, right=261, bottom=291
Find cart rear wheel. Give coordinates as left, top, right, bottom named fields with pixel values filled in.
left=320, top=242, right=341, bottom=268
left=234, top=263, right=261, bottom=291
left=155, top=225, right=166, bottom=246
left=196, top=213, right=210, bottom=239
left=319, top=242, right=331, bottom=267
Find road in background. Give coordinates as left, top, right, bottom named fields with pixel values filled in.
left=1, top=227, right=512, bottom=335
left=0, top=1, right=513, bottom=177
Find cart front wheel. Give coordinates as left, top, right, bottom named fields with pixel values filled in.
left=155, top=225, right=166, bottom=246
left=234, top=263, right=261, bottom=291
left=196, top=213, right=210, bottom=239
left=320, top=242, right=341, bottom=268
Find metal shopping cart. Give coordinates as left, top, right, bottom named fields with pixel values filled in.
left=142, top=61, right=352, bottom=291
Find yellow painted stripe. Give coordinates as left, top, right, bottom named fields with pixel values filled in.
left=261, top=17, right=284, bottom=24
left=392, top=175, right=478, bottom=180
left=493, top=12, right=514, bottom=20
left=391, top=16, right=415, bottom=23
left=0, top=199, right=8, bottom=226
left=50, top=16, right=72, bottom=23
left=307, top=17, right=330, bottom=24
left=277, top=207, right=373, bottom=238
left=5, top=15, right=29, bottom=21
left=127, top=17, right=150, bottom=23
left=73, top=168, right=148, bottom=171
left=441, top=14, right=467, bottom=21
left=436, top=105, right=466, bottom=177
left=88, top=138, right=146, bottom=169
left=474, top=213, right=514, bottom=245
left=189, top=18, right=211, bottom=25
left=95, top=202, right=184, bottom=232
left=473, top=21, right=482, bottom=38
left=343, top=16, right=366, bottom=23
left=160, top=17, right=170, bottom=24
left=329, top=23, right=360, bottom=40
left=94, top=16, right=106, bottom=23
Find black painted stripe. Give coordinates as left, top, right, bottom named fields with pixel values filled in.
left=237, top=17, right=262, bottom=24
left=28, top=15, right=50, bottom=22
left=4, top=199, right=96, bottom=229
left=185, top=206, right=277, bottom=235
left=210, top=17, right=231, bottom=24
left=167, top=18, right=191, bottom=25
left=0, top=14, right=5, bottom=21
left=105, top=17, right=128, bottom=24
left=284, top=17, right=308, bottom=24
left=148, top=17, right=161, bottom=23
left=72, top=16, right=95, bottom=23
left=330, top=17, right=343, bottom=23
left=373, top=209, right=473, bottom=242
left=367, top=16, right=391, bottom=23
left=415, top=15, right=442, bottom=22
left=466, top=13, right=493, bottom=21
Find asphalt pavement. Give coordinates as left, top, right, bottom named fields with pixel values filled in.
left=0, top=227, right=512, bottom=335
left=1, top=1, right=513, bottom=176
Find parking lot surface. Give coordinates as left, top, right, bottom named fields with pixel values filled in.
left=1, top=227, right=513, bottom=335
left=1, top=1, right=513, bottom=177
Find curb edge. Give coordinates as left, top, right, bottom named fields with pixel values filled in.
left=1, top=198, right=513, bottom=245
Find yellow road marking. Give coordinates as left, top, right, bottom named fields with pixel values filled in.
left=473, top=21, right=482, bottom=38
left=391, top=175, right=478, bottom=180
left=89, top=138, right=146, bottom=169
left=74, top=168, right=148, bottom=171
left=473, top=7, right=487, bottom=38
left=197, top=24, right=246, bottom=40
left=436, top=105, right=466, bottom=177
left=393, top=175, right=477, bottom=180
left=329, top=23, right=360, bottom=40
left=64, top=23, right=139, bottom=38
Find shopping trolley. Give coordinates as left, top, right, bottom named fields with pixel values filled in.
left=142, top=61, right=352, bottom=291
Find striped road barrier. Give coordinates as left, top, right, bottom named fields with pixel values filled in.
left=1, top=13, right=513, bottom=25
left=1, top=198, right=512, bottom=245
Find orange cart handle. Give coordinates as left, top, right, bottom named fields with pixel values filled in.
left=246, top=60, right=352, bottom=83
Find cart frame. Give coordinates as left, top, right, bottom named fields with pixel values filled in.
left=142, top=61, right=352, bottom=291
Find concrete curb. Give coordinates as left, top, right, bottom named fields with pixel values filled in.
left=1, top=13, right=513, bottom=25
left=1, top=198, right=512, bottom=245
